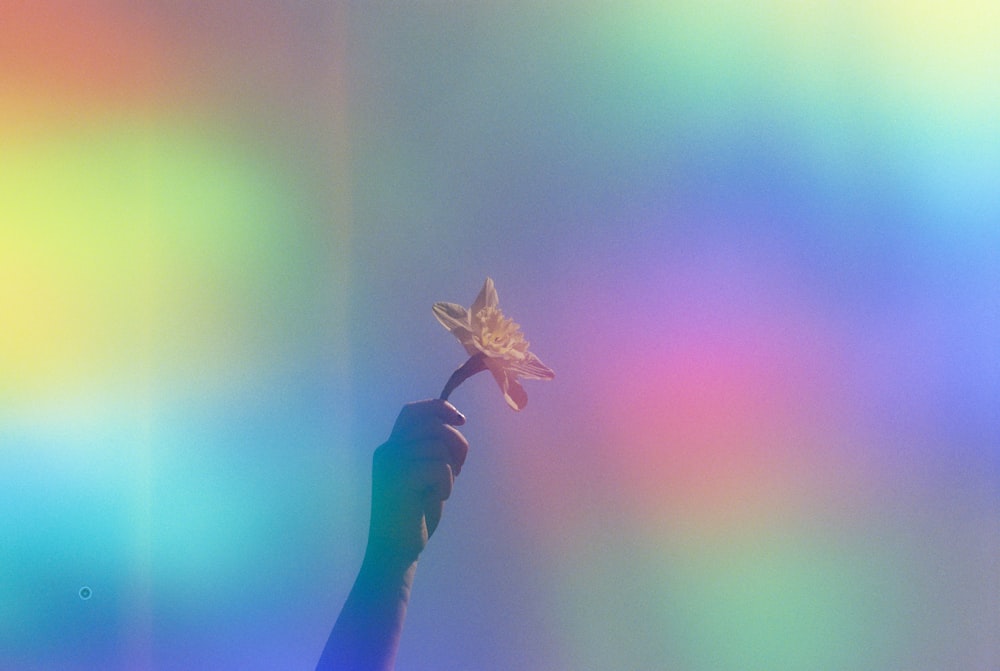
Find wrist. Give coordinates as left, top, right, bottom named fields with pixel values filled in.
left=363, top=526, right=424, bottom=571
left=359, top=544, right=418, bottom=593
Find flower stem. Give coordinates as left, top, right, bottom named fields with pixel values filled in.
left=440, top=352, right=487, bottom=401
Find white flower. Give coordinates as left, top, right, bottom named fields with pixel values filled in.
left=434, top=278, right=554, bottom=410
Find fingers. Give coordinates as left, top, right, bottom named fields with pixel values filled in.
left=380, top=424, right=469, bottom=474
left=391, top=399, right=466, bottom=435
left=409, top=460, right=454, bottom=502
left=389, top=437, right=465, bottom=468
left=366, top=401, right=469, bottom=561
left=404, top=422, right=469, bottom=474
left=386, top=401, right=470, bottom=475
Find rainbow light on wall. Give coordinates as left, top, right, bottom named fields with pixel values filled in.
left=3, top=3, right=997, bottom=670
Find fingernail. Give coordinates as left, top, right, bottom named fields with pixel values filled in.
left=455, top=410, right=467, bottom=425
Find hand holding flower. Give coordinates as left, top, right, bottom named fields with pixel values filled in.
left=366, top=400, right=470, bottom=566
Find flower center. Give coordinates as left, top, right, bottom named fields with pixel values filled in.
left=473, top=306, right=528, bottom=359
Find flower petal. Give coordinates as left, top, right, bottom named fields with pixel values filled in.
left=506, top=351, right=555, bottom=380
left=487, top=363, right=528, bottom=410
left=471, top=277, right=499, bottom=315
left=432, top=302, right=473, bottom=341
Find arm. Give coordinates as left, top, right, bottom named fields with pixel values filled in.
left=317, top=399, right=469, bottom=671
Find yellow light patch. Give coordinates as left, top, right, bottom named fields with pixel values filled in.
left=0, top=119, right=308, bottom=404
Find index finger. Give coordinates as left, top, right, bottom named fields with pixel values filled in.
left=391, top=399, right=467, bottom=436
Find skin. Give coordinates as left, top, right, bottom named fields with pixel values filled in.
left=316, top=399, right=469, bottom=671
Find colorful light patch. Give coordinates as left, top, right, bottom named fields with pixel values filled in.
left=3, top=3, right=998, bottom=670
left=1, top=122, right=313, bottom=399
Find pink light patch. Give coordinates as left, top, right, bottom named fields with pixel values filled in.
left=504, top=235, right=877, bottom=540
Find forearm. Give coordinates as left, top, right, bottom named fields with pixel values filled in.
left=318, top=400, right=467, bottom=670
left=317, top=553, right=418, bottom=671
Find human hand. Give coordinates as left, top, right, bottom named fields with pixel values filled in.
left=365, top=400, right=469, bottom=568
